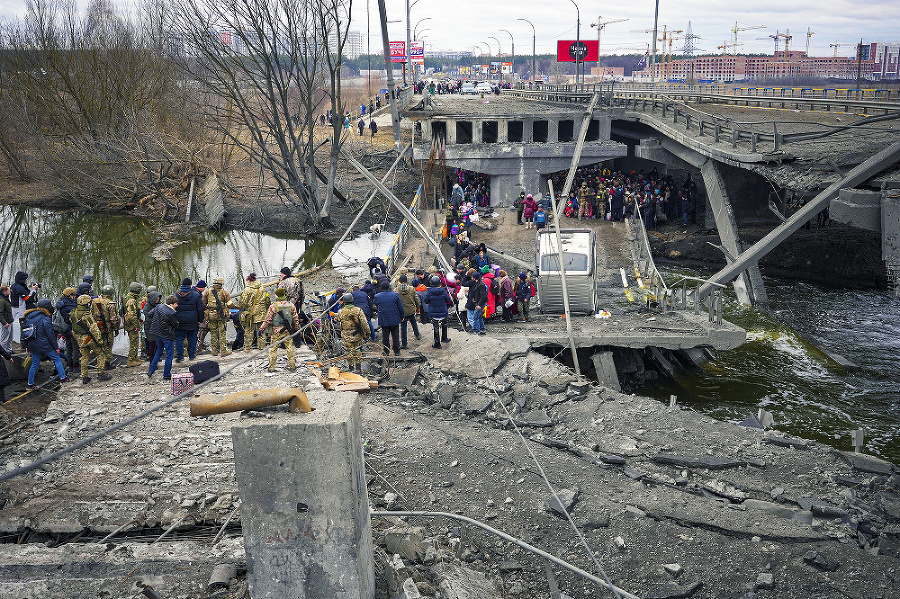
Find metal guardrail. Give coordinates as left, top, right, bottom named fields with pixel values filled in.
left=384, top=184, right=422, bottom=275
left=505, top=85, right=900, bottom=154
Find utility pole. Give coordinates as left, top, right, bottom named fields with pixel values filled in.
left=518, top=18, right=536, bottom=84
left=376, top=0, right=402, bottom=151
left=856, top=38, right=863, bottom=90
left=650, top=0, right=659, bottom=85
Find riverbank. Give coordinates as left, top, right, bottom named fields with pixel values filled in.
left=0, top=334, right=897, bottom=598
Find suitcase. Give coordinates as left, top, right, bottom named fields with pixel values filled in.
left=171, top=372, right=194, bottom=396
left=189, top=360, right=220, bottom=384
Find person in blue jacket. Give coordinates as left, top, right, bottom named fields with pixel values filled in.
left=424, top=276, right=453, bottom=349
left=351, top=284, right=377, bottom=341
left=372, top=280, right=405, bottom=356
left=174, top=278, right=204, bottom=362
left=24, top=299, right=70, bottom=389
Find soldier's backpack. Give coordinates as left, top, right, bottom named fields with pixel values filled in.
left=272, top=304, right=296, bottom=333
left=52, top=309, right=70, bottom=334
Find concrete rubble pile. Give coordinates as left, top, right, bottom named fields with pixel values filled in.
left=0, top=336, right=898, bottom=598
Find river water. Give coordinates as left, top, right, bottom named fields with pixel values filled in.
left=0, top=205, right=394, bottom=300
left=643, top=268, right=900, bottom=464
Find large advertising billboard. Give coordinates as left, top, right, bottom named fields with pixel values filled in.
left=390, top=41, right=406, bottom=63
left=556, top=40, right=599, bottom=63
left=410, top=41, right=424, bottom=64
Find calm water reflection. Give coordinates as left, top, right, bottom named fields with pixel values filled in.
left=0, top=205, right=392, bottom=299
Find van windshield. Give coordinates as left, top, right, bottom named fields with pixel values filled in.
left=541, top=252, right=589, bottom=273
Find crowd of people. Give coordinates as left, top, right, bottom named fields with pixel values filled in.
left=0, top=268, right=308, bottom=398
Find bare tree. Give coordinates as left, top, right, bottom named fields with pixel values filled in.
left=0, top=0, right=201, bottom=213
left=172, top=0, right=350, bottom=231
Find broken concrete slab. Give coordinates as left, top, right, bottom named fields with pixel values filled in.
left=802, top=550, right=840, bottom=572
left=652, top=454, right=746, bottom=470
left=432, top=562, right=502, bottom=599
left=764, top=436, right=814, bottom=449
left=458, top=394, right=493, bottom=415
left=441, top=336, right=509, bottom=378
left=390, top=366, right=420, bottom=388
left=539, top=375, right=575, bottom=394
left=383, top=526, right=428, bottom=563
left=645, top=580, right=703, bottom=599
left=841, top=451, right=895, bottom=475
left=547, top=488, right=579, bottom=516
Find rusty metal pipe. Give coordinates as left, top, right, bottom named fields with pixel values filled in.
left=190, top=388, right=312, bottom=417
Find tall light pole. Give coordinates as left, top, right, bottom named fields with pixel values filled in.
left=500, top=29, right=514, bottom=85
left=651, top=0, right=660, bottom=85
left=414, top=17, right=431, bottom=39
left=406, top=0, right=425, bottom=85
left=567, top=0, right=581, bottom=86
left=489, top=35, right=501, bottom=82
left=518, top=18, right=536, bottom=84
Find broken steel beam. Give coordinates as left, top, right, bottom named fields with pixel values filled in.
left=338, top=146, right=454, bottom=274
left=189, top=388, right=312, bottom=417
left=699, top=140, right=900, bottom=301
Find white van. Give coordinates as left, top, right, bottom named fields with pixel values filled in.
left=535, top=229, right=597, bottom=315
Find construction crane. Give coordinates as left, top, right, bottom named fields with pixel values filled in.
left=591, top=16, right=629, bottom=55
left=732, top=21, right=765, bottom=51
left=805, top=27, right=814, bottom=56
left=830, top=42, right=852, bottom=57
left=718, top=41, right=743, bottom=55
left=759, top=30, right=792, bottom=54
left=661, top=29, right=684, bottom=80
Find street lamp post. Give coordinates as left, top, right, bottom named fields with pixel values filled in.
left=489, top=36, right=501, bottom=82
left=651, top=0, right=659, bottom=85
left=500, top=29, right=514, bottom=85
left=517, top=18, right=536, bottom=84
left=568, top=0, right=581, bottom=86
left=406, top=0, right=425, bottom=85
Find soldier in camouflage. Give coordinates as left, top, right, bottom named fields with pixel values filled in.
left=258, top=287, right=300, bottom=372
left=335, top=293, right=371, bottom=372
left=237, top=273, right=270, bottom=350
left=92, top=285, right=120, bottom=365
left=123, top=282, right=143, bottom=367
left=202, top=277, right=232, bottom=356
left=277, top=266, right=304, bottom=313
left=72, top=294, right=111, bottom=384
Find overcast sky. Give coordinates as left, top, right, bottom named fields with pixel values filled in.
left=1, top=0, right=897, bottom=58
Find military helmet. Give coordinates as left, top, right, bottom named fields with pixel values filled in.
left=128, top=282, right=142, bottom=293
left=341, top=293, right=354, bottom=304
left=101, top=284, right=114, bottom=296
left=213, top=277, right=225, bottom=286
left=77, top=294, right=92, bottom=305
left=146, top=285, right=157, bottom=294
left=430, top=275, right=441, bottom=286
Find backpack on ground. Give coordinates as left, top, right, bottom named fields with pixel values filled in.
left=52, top=309, right=70, bottom=334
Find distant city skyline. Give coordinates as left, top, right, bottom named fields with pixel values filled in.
left=0, top=0, right=897, bottom=59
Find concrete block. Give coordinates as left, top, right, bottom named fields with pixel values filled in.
left=831, top=188, right=882, bottom=232
left=591, top=351, right=620, bottom=392
left=882, top=193, right=900, bottom=266
left=232, top=391, right=374, bottom=599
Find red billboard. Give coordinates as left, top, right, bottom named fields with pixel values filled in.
left=556, top=40, right=599, bottom=62
left=390, top=41, right=406, bottom=63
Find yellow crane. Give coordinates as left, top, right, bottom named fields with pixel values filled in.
left=661, top=30, right=684, bottom=80
left=759, top=30, right=792, bottom=54
left=732, top=21, right=765, bottom=52
left=718, top=41, right=744, bottom=55
left=830, top=42, right=852, bottom=57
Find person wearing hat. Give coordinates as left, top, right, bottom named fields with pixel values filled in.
left=238, top=273, right=270, bottom=351
left=91, top=285, right=120, bottom=366
left=335, top=292, right=370, bottom=372
left=424, top=276, right=453, bottom=348
left=72, top=294, right=111, bottom=384
left=202, top=277, right=232, bottom=357
left=461, top=269, right=488, bottom=335
left=55, top=287, right=79, bottom=370
left=373, top=279, right=405, bottom=356
left=515, top=191, right=526, bottom=225
left=515, top=272, right=535, bottom=322
left=258, top=287, right=300, bottom=372
left=123, top=282, right=144, bottom=367
left=23, top=298, right=71, bottom=388
left=395, top=274, right=421, bottom=348
left=174, top=278, right=203, bottom=362
left=277, top=266, right=305, bottom=315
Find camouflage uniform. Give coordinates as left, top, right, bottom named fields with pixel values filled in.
left=336, top=303, right=370, bottom=370
left=123, top=284, right=143, bottom=366
left=277, top=275, right=304, bottom=310
left=238, top=281, right=270, bottom=350
left=259, top=295, right=300, bottom=371
left=578, top=184, right=592, bottom=219
left=92, top=287, right=120, bottom=364
left=202, top=278, right=232, bottom=356
left=72, top=295, right=108, bottom=380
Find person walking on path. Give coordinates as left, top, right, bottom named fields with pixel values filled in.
left=372, top=280, right=404, bottom=356
left=24, top=299, right=70, bottom=388
left=424, top=276, right=453, bottom=348
left=395, top=275, right=421, bottom=349
left=522, top=194, right=538, bottom=229
left=72, top=294, right=110, bottom=384
left=91, top=285, right=119, bottom=365
left=55, top=287, right=78, bottom=370
left=0, top=285, right=12, bottom=354
left=202, top=277, right=233, bottom=357
left=258, top=288, right=300, bottom=372
left=0, top=342, right=13, bottom=403
left=515, top=273, right=535, bottom=322
left=142, top=289, right=162, bottom=366
left=146, top=295, right=179, bottom=381
left=123, top=282, right=144, bottom=367
left=462, top=270, right=488, bottom=335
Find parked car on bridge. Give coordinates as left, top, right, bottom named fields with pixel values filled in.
left=460, top=82, right=477, bottom=95
left=475, top=82, right=493, bottom=93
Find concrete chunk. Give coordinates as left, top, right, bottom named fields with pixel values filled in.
left=231, top=391, right=373, bottom=599
left=547, top=488, right=578, bottom=516
left=652, top=454, right=745, bottom=470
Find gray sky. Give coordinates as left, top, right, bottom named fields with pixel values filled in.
left=1, top=0, right=897, bottom=58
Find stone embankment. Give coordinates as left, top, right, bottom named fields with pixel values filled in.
left=0, top=333, right=897, bottom=598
